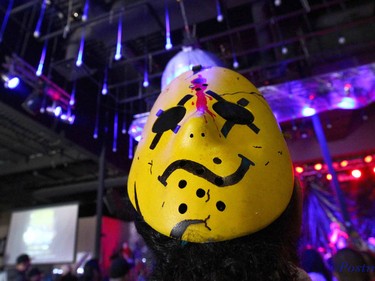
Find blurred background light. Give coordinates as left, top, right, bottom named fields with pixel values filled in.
left=2, top=74, right=20, bottom=89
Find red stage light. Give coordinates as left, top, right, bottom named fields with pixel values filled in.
left=326, top=174, right=332, bottom=180
left=351, top=169, right=361, bottom=179
left=314, top=163, right=323, bottom=171
left=364, top=155, right=373, bottom=163
left=340, top=160, right=348, bottom=167
left=295, top=166, right=304, bottom=174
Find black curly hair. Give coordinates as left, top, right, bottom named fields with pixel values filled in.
left=134, top=181, right=303, bottom=281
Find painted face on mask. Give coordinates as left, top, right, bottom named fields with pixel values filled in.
left=127, top=66, right=294, bottom=243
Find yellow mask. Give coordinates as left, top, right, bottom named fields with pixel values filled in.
left=127, top=66, right=294, bottom=243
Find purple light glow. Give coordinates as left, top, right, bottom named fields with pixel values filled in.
left=36, top=41, right=48, bottom=76
left=82, top=0, right=89, bottom=22
left=93, top=89, right=100, bottom=139
left=336, top=97, right=357, bottom=109
left=3, top=75, right=20, bottom=89
left=60, top=111, right=76, bottom=124
left=121, top=122, right=127, bottom=134
left=164, top=2, right=173, bottom=50
left=33, top=0, right=47, bottom=38
left=143, top=68, right=149, bottom=88
left=76, top=29, right=85, bottom=67
left=101, top=68, right=108, bottom=95
left=128, top=112, right=149, bottom=141
left=114, top=13, right=123, bottom=61
left=69, top=84, right=76, bottom=106
left=101, top=83, right=108, bottom=95
left=0, top=0, right=14, bottom=43
left=232, top=53, right=239, bottom=69
left=112, top=112, right=118, bottom=152
left=128, top=135, right=133, bottom=159
left=216, top=0, right=223, bottom=22
left=260, top=63, right=375, bottom=122
left=302, top=106, right=316, bottom=117
left=46, top=105, right=62, bottom=117
left=93, top=126, right=98, bottom=139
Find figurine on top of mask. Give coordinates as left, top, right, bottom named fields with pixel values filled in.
left=127, top=65, right=309, bottom=281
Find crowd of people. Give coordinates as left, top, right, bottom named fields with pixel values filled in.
left=1, top=253, right=134, bottom=281
left=1, top=243, right=374, bottom=281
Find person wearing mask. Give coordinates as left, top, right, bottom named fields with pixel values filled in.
left=126, top=65, right=310, bottom=280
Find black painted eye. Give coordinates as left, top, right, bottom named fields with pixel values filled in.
left=212, top=99, right=260, bottom=136
left=152, top=106, right=186, bottom=133
left=212, top=101, right=254, bottom=125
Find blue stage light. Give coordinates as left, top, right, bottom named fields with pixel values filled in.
left=2, top=74, right=20, bottom=89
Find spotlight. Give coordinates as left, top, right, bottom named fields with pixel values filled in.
left=60, top=113, right=75, bottom=124
left=338, top=36, right=346, bottom=44
left=314, top=163, right=323, bottom=171
left=337, top=97, right=357, bottom=109
left=351, top=169, right=361, bottom=179
left=295, top=166, right=304, bottom=174
left=364, top=155, right=373, bottom=163
left=46, top=105, right=62, bottom=117
left=301, top=106, right=316, bottom=117
left=340, top=160, right=348, bottom=167
left=128, top=112, right=150, bottom=142
left=71, top=9, right=83, bottom=22
left=1, top=74, right=20, bottom=89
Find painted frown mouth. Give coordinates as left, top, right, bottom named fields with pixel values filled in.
left=159, top=154, right=255, bottom=240
left=170, top=215, right=211, bottom=240
left=158, top=154, right=255, bottom=187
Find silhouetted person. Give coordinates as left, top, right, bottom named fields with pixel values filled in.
left=108, top=257, right=131, bottom=281
left=300, top=248, right=332, bottom=281
left=80, top=259, right=101, bottom=281
left=57, top=265, right=78, bottom=281
left=26, top=267, right=43, bottom=281
left=7, top=254, right=31, bottom=281
left=332, top=248, right=371, bottom=281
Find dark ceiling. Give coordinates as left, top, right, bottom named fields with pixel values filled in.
left=0, top=0, right=374, bottom=218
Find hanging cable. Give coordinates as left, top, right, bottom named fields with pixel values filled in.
left=177, top=0, right=192, bottom=40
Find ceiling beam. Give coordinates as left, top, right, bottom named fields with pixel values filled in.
left=32, top=176, right=128, bottom=198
